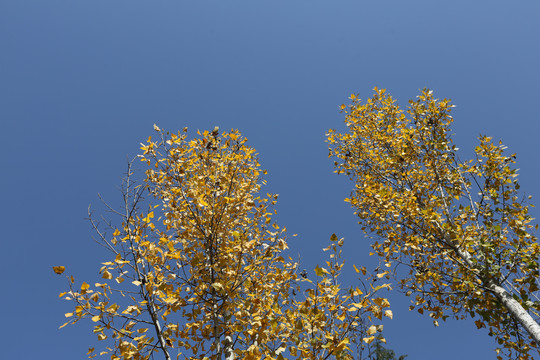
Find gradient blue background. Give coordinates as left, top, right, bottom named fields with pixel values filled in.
left=1, top=1, right=539, bottom=358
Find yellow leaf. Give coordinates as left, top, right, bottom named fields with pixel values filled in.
left=384, top=309, right=393, bottom=319
left=53, top=266, right=65, bottom=275
left=142, top=212, right=154, bottom=223
left=366, top=325, right=377, bottom=336
left=65, top=312, right=73, bottom=318
left=363, top=336, right=375, bottom=344
left=92, top=315, right=101, bottom=322
left=102, top=270, right=113, bottom=279
left=59, top=321, right=70, bottom=329
left=314, top=265, right=328, bottom=277
left=373, top=297, right=390, bottom=307
left=113, top=229, right=121, bottom=236
left=211, top=282, right=223, bottom=291
left=81, top=282, right=90, bottom=291
left=199, top=199, right=209, bottom=207
left=275, top=344, right=287, bottom=355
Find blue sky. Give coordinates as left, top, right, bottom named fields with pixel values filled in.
left=1, top=1, right=539, bottom=359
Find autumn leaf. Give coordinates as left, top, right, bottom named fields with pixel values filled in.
left=363, top=336, right=375, bottom=344
left=58, top=126, right=393, bottom=360
left=53, top=266, right=65, bottom=275
left=328, top=88, right=540, bottom=359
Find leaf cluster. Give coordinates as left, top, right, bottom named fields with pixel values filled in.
left=328, top=88, right=540, bottom=359
left=58, top=127, right=392, bottom=360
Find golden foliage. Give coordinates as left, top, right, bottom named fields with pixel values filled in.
left=58, top=127, right=390, bottom=360
left=328, top=88, right=540, bottom=359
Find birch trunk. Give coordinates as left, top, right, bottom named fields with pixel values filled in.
left=487, top=281, right=540, bottom=345
left=448, top=234, right=540, bottom=345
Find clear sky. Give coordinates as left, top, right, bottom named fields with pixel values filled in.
left=1, top=1, right=539, bottom=359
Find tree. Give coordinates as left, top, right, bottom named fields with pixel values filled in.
left=56, top=126, right=392, bottom=360
left=327, top=88, right=540, bottom=359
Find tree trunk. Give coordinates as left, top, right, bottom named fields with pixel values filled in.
left=487, top=281, right=540, bottom=345
left=447, top=234, right=540, bottom=345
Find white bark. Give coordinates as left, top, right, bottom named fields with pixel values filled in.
left=448, top=234, right=540, bottom=345
left=223, top=335, right=234, bottom=360
left=487, top=281, right=540, bottom=344
left=146, top=298, right=172, bottom=360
